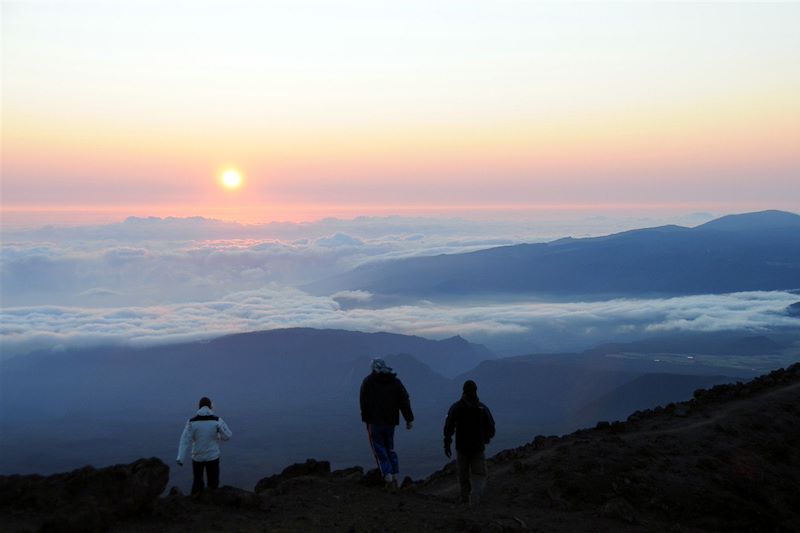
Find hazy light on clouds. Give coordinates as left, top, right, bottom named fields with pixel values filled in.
left=2, top=289, right=797, bottom=359
left=331, top=290, right=373, bottom=303
left=2, top=215, right=798, bottom=358
left=6, top=214, right=684, bottom=307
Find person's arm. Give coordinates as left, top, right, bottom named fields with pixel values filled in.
left=483, top=405, right=496, bottom=443
left=176, top=420, right=191, bottom=465
left=359, top=378, right=369, bottom=423
left=398, top=380, right=414, bottom=426
left=217, top=418, right=232, bottom=441
left=443, top=404, right=457, bottom=458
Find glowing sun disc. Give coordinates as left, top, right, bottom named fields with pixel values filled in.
left=221, top=169, right=243, bottom=189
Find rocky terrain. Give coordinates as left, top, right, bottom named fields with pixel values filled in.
left=2, top=363, right=799, bottom=532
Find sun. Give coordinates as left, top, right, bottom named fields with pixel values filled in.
left=220, top=169, right=243, bottom=190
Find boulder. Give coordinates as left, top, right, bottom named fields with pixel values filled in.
left=601, top=497, right=638, bottom=524
left=0, top=457, right=168, bottom=532
left=331, top=466, right=364, bottom=481
left=359, top=468, right=385, bottom=487
left=254, top=459, right=331, bottom=493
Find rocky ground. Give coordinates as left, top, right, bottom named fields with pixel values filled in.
left=2, top=363, right=799, bottom=532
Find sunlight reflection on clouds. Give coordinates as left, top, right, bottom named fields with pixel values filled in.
left=1, top=288, right=796, bottom=358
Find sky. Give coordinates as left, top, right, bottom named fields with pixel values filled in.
left=2, top=2, right=799, bottom=359
left=2, top=1, right=799, bottom=225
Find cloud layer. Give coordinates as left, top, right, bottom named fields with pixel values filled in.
left=4, top=214, right=797, bottom=358
left=2, top=287, right=797, bottom=359
left=1, top=213, right=716, bottom=308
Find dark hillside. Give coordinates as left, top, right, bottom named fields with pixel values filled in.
left=3, top=364, right=798, bottom=532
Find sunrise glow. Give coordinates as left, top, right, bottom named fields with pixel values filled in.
left=221, top=169, right=243, bottom=190
left=1, top=1, right=798, bottom=223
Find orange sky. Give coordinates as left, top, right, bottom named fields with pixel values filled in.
left=2, top=2, right=799, bottom=223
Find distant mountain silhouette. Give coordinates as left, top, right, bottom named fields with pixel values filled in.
left=570, top=372, right=734, bottom=426
left=308, top=210, right=800, bottom=298
left=454, top=352, right=741, bottom=446
left=0, top=328, right=493, bottom=485
left=696, top=209, right=800, bottom=232
left=2, top=326, right=763, bottom=490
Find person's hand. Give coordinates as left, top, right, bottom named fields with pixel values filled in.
left=444, top=443, right=452, bottom=459
left=176, top=460, right=183, bottom=467
left=406, top=421, right=414, bottom=430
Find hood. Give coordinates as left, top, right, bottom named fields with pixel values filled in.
left=460, top=392, right=480, bottom=408
left=196, top=406, right=215, bottom=416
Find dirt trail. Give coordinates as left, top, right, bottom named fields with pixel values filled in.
left=631, top=379, right=800, bottom=439
left=421, top=379, right=800, bottom=499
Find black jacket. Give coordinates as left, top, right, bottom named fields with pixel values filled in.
left=360, top=372, right=414, bottom=426
left=443, top=393, right=496, bottom=453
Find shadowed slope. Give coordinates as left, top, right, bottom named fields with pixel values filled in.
left=4, top=363, right=794, bottom=532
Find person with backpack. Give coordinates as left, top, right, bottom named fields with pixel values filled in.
left=443, top=380, right=496, bottom=505
left=360, top=358, right=414, bottom=489
left=176, top=396, right=233, bottom=495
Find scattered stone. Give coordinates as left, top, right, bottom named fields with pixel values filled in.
left=494, top=516, right=528, bottom=532
left=673, top=405, right=689, bottom=417
left=331, top=466, right=364, bottom=481
left=359, top=468, right=385, bottom=487
left=601, top=497, right=638, bottom=524
left=254, top=459, right=330, bottom=493
left=532, top=435, right=547, bottom=449
left=610, top=421, right=626, bottom=434
left=198, top=485, right=264, bottom=510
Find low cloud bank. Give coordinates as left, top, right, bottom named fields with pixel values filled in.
left=2, top=289, right=797, bottom=359
left=3, top=212, right=715, bottom=243
left=6, top=213, right=794, bottom=358
left=1, top=213, right=718, bottom=309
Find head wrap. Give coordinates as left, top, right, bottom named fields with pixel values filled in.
left=371, top=358, right=394, bottom=374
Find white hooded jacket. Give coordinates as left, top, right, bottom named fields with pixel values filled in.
left=177, top=406, right=232, bottom=463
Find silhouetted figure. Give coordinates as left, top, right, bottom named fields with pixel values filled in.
left=360, top=358, right=414, bottom=489
left=176, top=396, right=232, bottom=495
left=444, top=380, right=495, bottom=505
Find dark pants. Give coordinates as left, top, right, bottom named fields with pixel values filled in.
left=191, top=458, right=220, bottom=495
left=457, top=451, right=487, bottom=503
left=367, top=423, right=399, bottom=478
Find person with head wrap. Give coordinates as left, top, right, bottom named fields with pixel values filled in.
left=360, top=358, right=414, bottom=489
left=443, top=380, right=496, bottom=505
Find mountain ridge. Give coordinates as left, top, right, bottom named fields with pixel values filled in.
left=308, top=210, right=800, bottom=298
left=3, top=326, right=776, bottom=489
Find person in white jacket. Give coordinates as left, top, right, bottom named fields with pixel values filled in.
left=176, top=397, right=233, bottom=494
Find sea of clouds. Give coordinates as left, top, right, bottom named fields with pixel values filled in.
left=4, top=212, right=796, bottom=358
